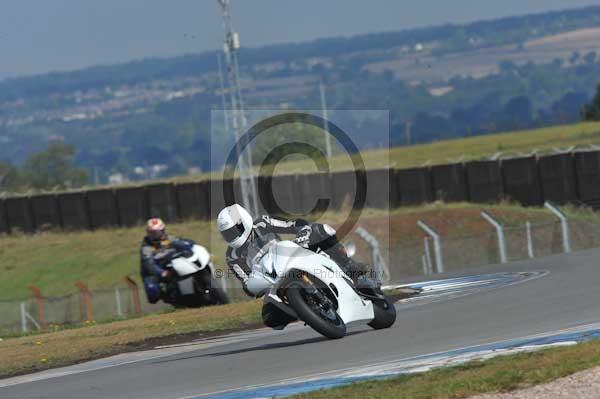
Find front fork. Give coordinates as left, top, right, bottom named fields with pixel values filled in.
left=301, top=274, right=323, bottom=300
left=299, top=274, right=336, bottom=316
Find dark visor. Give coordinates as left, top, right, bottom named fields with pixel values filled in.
left=221, top=222, right=246, bottom=242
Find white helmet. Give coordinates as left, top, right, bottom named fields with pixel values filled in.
left=217, top=204, right=253, bottom=249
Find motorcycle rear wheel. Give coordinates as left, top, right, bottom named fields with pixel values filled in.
left=287, top=281, right=346, bottom=339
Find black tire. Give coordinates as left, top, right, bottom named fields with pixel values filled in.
left=194, top=274, right=230, bottom=306
left=210, top=283, right=230, bottom=305
left=287, top=281, right=346, bottom=339
left=368, top=296, right=397, bottom=330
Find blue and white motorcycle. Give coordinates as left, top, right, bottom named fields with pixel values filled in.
left=166, top=244, right=229, bottom=307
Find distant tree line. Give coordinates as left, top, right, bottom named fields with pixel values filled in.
left=3, top=6, right=600, bottom=184
left=583, top=83, right=600, bottom=121
left=3, top=55, right=600, bottom=185
left=0, top=143, right=88, bottom=193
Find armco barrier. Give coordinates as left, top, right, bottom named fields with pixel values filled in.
left=176, top=182, right=209, bottom=220
left=5, top=196, right=35, bottom=233
left=6, top=150, right=600, bottom=235
left=296, top=172, right=331, bottom=215
left=87, top=189, right=119, bottom=229
left=466, top=160, right=503, bottom=203
left=0, top=199, right=8, bottom=234
left=268, top=175, right=299, bottom=215
left=209, top=178, right=231, bottom=218
left=538, top=153, right=577, bottom=205
left=574, top=151, right=600, bottom=202
left=330, top=170, right=359, bottom=210
left=256, top=176, right=274, bottom=214
left=502, top=156, right=543, bottom=206
left=147, top=183, right=178, bottom=222
left=431, top=163, right=468, bottom=202
left=30, top=194, right=61, bottom=230
left=115, top=187, right=148, bottom=227
left=395, top=167, right=433, bottom=205
left=366, top=169, right=392, bottom=209
left=58, top=192, right=90, bottom=230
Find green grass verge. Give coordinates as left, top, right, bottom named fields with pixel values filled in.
left=154, top=121, right=600, bottom=183
left=267, top=121, right=600, bottom=175
left=0, top=300, right=262, bottom=378
left=1, top=202, right=599, bottom=301
left=23, top=121, right=600, bottom=191
left=292, top=339, right=600, bottom=399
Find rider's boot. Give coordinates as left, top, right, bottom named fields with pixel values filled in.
left=262, top=303, right=296, bottom=330
left=340, top=258, right=371, bottom=286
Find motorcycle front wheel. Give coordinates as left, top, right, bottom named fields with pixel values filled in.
left=286, top=280, right=346, bottom=339
left=209, top=279, right=230, bottom=305
left=368, top=295, right=396, bottom=330
left=193, top=273, right=229, bottom=306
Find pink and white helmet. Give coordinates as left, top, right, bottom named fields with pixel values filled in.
left=146, top=218, right=166, bottom=241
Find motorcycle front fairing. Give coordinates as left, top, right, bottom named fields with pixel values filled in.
left=264, top=240, right=375, bottom=325
left=170, top=245, right=213, bottom=296
left=170, top=245, right=211, bottom=277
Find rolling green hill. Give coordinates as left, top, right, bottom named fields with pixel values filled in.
left=2, top=5, right=600, bottom=188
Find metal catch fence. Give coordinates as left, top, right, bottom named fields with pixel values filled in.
left=2, top=203, right=600, bottom=335
left=385, top=217, right=600, bottom=282
left=0, top=282, right=172, bottom=335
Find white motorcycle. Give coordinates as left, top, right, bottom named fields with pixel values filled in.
left=246, top=240, right=396, bottom=339
left=166, top=244, right=229, bottom=307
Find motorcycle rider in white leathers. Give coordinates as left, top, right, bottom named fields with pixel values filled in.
left=217, top=204, right=367, bottom=329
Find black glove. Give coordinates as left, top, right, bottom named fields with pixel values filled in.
left=294, top=225, right=312, bottom=248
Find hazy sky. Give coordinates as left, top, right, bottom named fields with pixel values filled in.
left=1, top=0, right=600, bottom=79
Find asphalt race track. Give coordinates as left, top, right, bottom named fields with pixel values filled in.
left=3, top=248, right=600, bottom=399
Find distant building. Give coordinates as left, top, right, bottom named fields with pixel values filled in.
left=133, top=164, right=168, bottom=180
left=108, top=173, right=128, bottom=185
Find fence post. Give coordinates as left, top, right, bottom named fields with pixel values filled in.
left=28, top=285, right=46, bottom=331
left=355, top=227, right=391, bottom=283
left=20, top=302, right=27, bottom=333
left=219, top=271, right=229, bottom=295
left=545, top=201, right=571, bottom=253
left=19, top=302, right=41, bottom=332
left=115, top=287, right=123, bottom=317
left=526, top=221, right=534, bottom=259
left=481, top=211, right=508, bottom=264
left=424, top=237, right=433, bottom=275
left=417, top=221, right=444, bottom=273
left=75, top=281, right=94, bottom=322
left=125, top=276, right=142, bottom=317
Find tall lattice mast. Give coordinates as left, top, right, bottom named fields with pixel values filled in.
left=217, top=0, right=259, bottom=215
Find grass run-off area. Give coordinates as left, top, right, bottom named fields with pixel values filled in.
left=93, top=121, right=600, bottom=184
left=3, top=202, right=600, bottom=301
left=0, top=300, right=262, bottom=377
left=1, top=202, right=600, bottom=379
left=175, top=121, right=600, bottom=180
left=281, top=121, right=600, bottom=174
left=292, top=339, right=600, bottom=399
